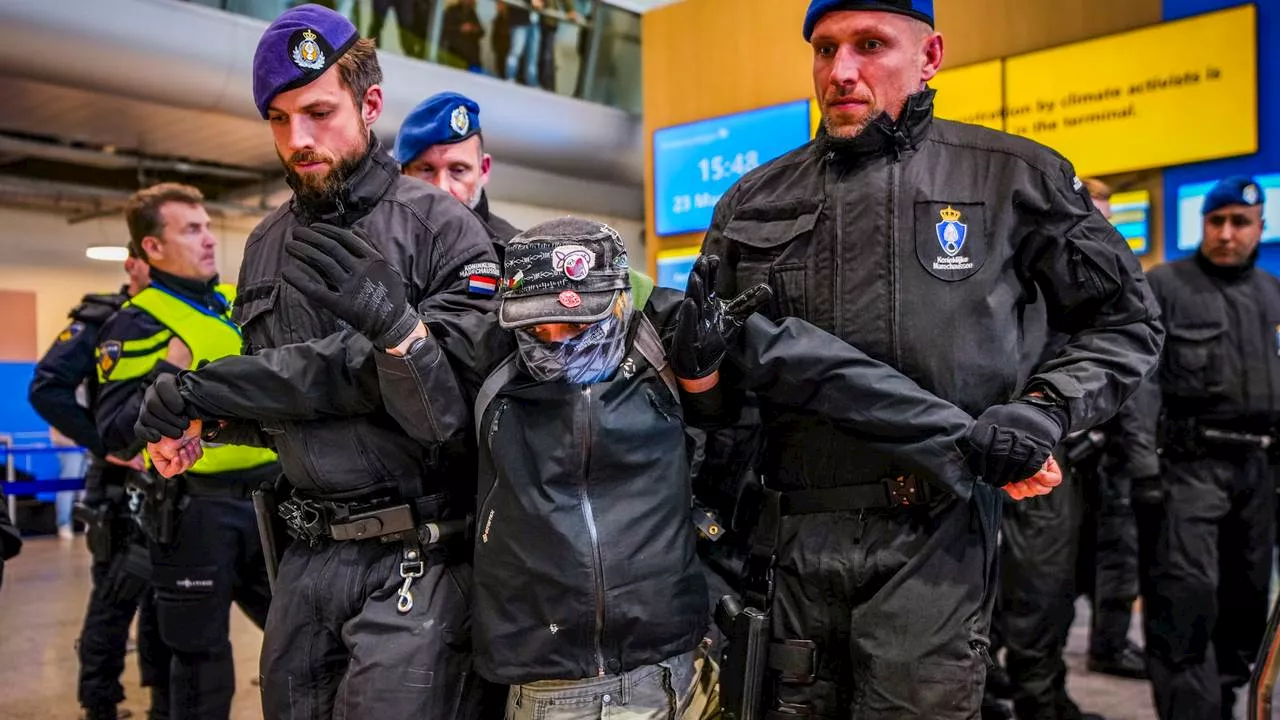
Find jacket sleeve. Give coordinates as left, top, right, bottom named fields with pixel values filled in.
left=727, top=314, right=975, bottom=490
left=179, top=330, right=382, bottom=422
left=371, top=199, right=501, bottom=446
left=1112, top=269, right=1169, bottom=482
left=93, top=312, right=180, bottom=455
left=1021, top=158, right=1164, bottom=431
left=29, top=320, right=104, bottom=456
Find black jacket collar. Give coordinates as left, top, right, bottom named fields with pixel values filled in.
left=147, top=267, right=226, bottom=313
left=291, top=133, right=399, bottom=226
left=816, top=87, right=935, bottom=164
left=1195, top=244, right=1259, bottom=283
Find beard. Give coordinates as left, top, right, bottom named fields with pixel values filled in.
left=280, top=129, right=370, bottom=207
left=466, top=183, right=484, bottom=209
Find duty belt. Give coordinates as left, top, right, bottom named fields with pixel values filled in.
left=777, top=474, right=939, bottom=515
left=1200, top=427, right=1275, bottom=450
left=278, top=493, right=468, bottom=546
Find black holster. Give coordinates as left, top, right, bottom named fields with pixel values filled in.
left=716, top=594, right=772, bottom=720
left=130, top=473, right=182, bottom=546
left=74, top=485, right=126, bottom=563
left=253, top=478, right=289, bottom=593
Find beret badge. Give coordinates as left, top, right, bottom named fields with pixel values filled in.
left=291, top=28, right=326, bottom=71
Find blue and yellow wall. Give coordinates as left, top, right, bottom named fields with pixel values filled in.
left=642, top=0, right=1272, bottom=275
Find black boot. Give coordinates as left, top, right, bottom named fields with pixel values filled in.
left=1087, top=641, right=1148, bottom=680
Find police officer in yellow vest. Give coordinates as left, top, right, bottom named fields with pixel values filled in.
left=94, top=183, right=279, bottom=720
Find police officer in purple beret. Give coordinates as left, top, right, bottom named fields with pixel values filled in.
left=133, top=4, right=499, bottom=718
left=690, top=0, right=1162, bottom=717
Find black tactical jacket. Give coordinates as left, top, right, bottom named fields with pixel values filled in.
left=398, top=284, right=978, bottom=683
left=181, top=135, right=496, bottom=503
left=705, top=89, right=1163, bottom=497
left=29, top=290, right=128, bottom=457
left=1125, top=252, right=1280, bottom=478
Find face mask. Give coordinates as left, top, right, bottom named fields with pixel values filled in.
left=516, top=292, right=632, bottom=384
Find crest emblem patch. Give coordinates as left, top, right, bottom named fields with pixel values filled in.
left=450, top=105, right=470, bottom=136
left=98, top=341, right=122, bottom=379
left=935, top=206, right=967, bottom=257
left=291, top=28, right=326, bottom=71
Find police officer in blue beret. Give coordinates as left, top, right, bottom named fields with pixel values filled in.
left=395, top=91, right=522, bottom=253
left=132, top=4, right=499, bottom=719
left=1125, top=176, right=1280, bottom=720
left=692, top=0, right=1162, bottom=717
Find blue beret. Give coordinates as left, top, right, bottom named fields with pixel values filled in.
left=252, top=4, right=359, bottom=119
left=804, top=0, right=934, bottom=41
left=393, top=92, right=482, bottom=166
left=1203, top=175, right=1265, bottom=216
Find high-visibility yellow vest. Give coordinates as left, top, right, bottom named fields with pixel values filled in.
left=123, top=283, right=278, bottom=476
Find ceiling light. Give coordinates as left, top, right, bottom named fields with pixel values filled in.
left=85, top=246, right=129, bottom=262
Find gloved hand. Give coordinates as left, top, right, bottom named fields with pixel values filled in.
left=135, top=374, right=197, bottom=443
left=671, top=254, right=773, bottom=380
left=282, top=223, right=420, bottom=350
left=966, top=398, right=1067, bottom=487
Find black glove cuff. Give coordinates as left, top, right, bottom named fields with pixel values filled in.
left=376, top=306, right=421, bottom=350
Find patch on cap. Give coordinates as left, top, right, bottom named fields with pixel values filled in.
left=552, top=245, right=596, bottom=281
left=450, top=105, right=470, bottom=136
left=290, top=28, right=328, bottom=71
left=1243, top=184, right=1261, bottom=205
left=558, top=290, right=582, bottom=309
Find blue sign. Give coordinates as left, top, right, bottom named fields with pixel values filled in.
left=1176, top=173, right=1280, bottom=251
left=656, top=251, right=699, bottom=291
left=653, top=100, right=812, bottom=237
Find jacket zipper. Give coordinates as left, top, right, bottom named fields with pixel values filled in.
left=888, top=162, right=901, bottom=367
left=578, top=386, right=607, bottom=676
left=477, top=400, right=509, bottom=545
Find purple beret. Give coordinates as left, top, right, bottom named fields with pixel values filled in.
left=252, top=4, right=359, bottom=118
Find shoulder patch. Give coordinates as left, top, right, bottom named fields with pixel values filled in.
left=57, top=321, right=85, bottom=344
left=98, top=341, right=122, bottom=379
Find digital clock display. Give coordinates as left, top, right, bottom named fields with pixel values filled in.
left=653, top=100, right=812, bottom=236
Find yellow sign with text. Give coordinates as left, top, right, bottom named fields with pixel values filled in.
left=931, top=60, right=1005, bottom=131
left=929, top=4, right=1256, bottom=176
left=1003, top=4, right=1256, bottom=176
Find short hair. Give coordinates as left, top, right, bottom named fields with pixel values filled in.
left=1082, top=177, right=1112, bottom=202
left=124, top=183, right=205, bottom=261
left=335, top=38, right=382, bottom=110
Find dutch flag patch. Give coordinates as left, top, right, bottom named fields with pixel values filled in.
left=468, top=274, right=498, bottom=296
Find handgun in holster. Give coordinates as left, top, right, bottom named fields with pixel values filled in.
left=130, top=472, right=181, bottom=546
left=715, top=594, right=771, bottom=720
left=74, top=484, right=127, bottom=563
left=253, top=477, right=290, bottom=594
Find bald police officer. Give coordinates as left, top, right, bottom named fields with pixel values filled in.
left=1129, top=176, right=1280, bottom=720
left=695, top=1, right=1162, bottom=717
left=395, top=91, right=521, bottom=252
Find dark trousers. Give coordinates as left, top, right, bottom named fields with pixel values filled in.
left=150, top=494, right=270, bottom=720
left=259, top=538, right=492, bottom=719
left=766, top=484, right=1002, bottom=719
left=1081, top=469, right=1140, bottom=659
left=78, top=550, right=171, bottom=714
left=1136, top=450, right=1274, bottom=720
left=997, top=459, right=1085, bottom=720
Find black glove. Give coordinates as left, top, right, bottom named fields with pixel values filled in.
left=671, top=254, right=773, bottom=380
left=135, top=373, right=195, bottom=443
left=282, top=223, right=420, bottom=349
left=966, top=398, right=1067, bottom=487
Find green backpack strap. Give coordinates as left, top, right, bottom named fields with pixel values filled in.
left=629, top=269, right=657, bottom=310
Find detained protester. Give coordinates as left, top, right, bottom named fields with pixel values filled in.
left=134, top=4, right=499, bottom=718
left=1128, top=176, right=1280, bottom=720
left=395, top=91, right=522, bottom=251
left=29, top=253, right=172, bottom=720
left=283, top=205, right=1066, bottom=719
left=696, top=0, right=1163, bottom=716
left=95, top=183, right=278, bottom=720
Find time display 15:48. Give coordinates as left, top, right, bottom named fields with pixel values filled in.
left=698, top=151, right=761, bottom=183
